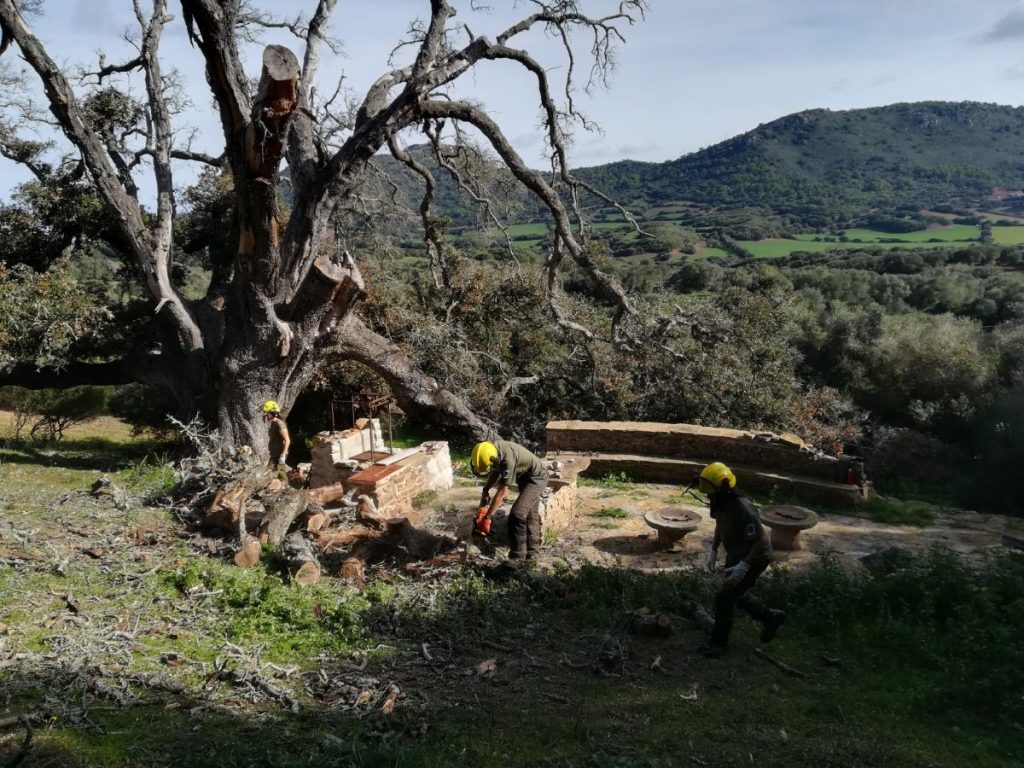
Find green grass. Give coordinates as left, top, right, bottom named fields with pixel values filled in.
left=843, top=224, right=979, bottom=242
left=3, top=428, right=1023, bottom=767
left=737, top=236, right=983, bottom=259
left=992, top=225, right=1024, bottom=244
left=579, top=471, right=635, bottom=490
left=861, top=496, right=938, bottom=527
left=791, top=225, right=980, bottom=243
left=693, top=246, right=731, bottom=259
left=589, top=506, right=631, bottom=519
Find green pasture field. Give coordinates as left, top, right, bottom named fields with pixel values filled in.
left=738, top=236, right=981, bottom=259
left=694, top=246, right=731, bottom=259
left=992, top=225, right=1024, bottom=244
left=792, top=225, right=980, bottom=243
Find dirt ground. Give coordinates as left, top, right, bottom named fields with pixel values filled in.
left=425, top=481, right=1024, bottom=571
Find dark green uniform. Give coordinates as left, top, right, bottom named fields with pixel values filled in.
left=709, top=490, right=774, bottom=648
left=486, top=439, right=549, bottom=558
left=712, top=492, right=772, bottom=567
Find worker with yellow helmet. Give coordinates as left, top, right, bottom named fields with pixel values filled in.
left=471, top=439, right=549, bottom=560
left=261, top=400, right=290, bottom=471
left=699, top=461, right=785, bottom=656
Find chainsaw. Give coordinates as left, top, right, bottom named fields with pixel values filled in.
left=473, top=496, right=493, bottom=536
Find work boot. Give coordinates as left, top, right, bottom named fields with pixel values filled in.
left=759, top=609, right=787, bottom=643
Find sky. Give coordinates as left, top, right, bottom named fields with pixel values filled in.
left=4, top=0, right=1024, bottom=203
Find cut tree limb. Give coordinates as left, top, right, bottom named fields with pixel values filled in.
left=282, top=531, right=321, bottom=585
left=258, top=490, right=309, bottom=546
left=233, top=536, right=262, bottom=568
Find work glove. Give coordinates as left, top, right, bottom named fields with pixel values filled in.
left=722, top=560, right=750, bottom=586
left=704, top=546, right=718, bottom=573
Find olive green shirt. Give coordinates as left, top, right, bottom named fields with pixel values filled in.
left=711, top=491, right=772, bottom=566
left=487, top=439, right=547, bottom=489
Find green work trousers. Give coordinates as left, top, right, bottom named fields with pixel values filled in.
left=507, top=474, right=547, bottom=557
left=710, top=557, right=771, bottom=647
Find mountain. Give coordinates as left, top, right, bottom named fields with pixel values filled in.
left=574, top=101, right=1024, bottom=213
left=364, top=102, right=1024, bottom=235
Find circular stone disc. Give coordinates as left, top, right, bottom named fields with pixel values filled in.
left=644, top=507, right=702, bottom=533
left=760, top=505, right=820, bottom=530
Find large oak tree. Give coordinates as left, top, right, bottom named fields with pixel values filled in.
left=0, top=0, right=647, bottom=455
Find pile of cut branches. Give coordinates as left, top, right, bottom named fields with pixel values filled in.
left=170, top=420, right=464, bottom=587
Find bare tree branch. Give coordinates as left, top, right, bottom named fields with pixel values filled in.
left=0, top=0, right=203, bottom=361
left=180, top=0, right=252, bottom=170
left=300, top=0, right=339, bottom=106
left=418, top=98, right=634, bottom=322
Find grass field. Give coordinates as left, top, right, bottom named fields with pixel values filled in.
left=1, top=422, right=1023, bottom=766
left=737, top=236, right=988, bottom=259
left=992, top=225, right=1024, bottom=244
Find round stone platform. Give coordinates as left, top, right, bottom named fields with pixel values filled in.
left=644, top=507, right=702, bottom=549
left=761, top=505, right=819, bottom=551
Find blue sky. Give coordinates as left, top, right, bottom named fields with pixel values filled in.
left=4, top=0, right=1024, bottom=201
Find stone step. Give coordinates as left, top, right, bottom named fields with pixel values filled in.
left=546, top=452, right=867, bottom=509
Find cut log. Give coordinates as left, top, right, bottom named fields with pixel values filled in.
left=340, top=556, right=366, bottom=589
left=305, top=482, right=345, bottom=506
left=356, top=494, right=388, bottom=531
left=282, top=531, right=321, bottom=585
left=258, top=490, right=309, bottom=546
left=314, top=529, right=376, bottom=552
left=683, top=602, right=715, bottom=633
left=293, top=561, right=321, bottom=585
left=627, top=610, right=672, bottom=638
left=386, top=517, right=458, bottom=560
left=204, top=470, right=275, bottom=535
left=233, top=536, right=262, bottom=568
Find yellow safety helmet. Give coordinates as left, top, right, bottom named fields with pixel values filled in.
left=261, top=400, right=281, bottom=414
left=470, top=441, right=498, bottom=477
left=698, top=462, right=736, bottom=494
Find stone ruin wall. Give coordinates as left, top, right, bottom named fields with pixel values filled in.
left=345, top=442, right=454, bottom=522
left=538, top=456, right=590, bottom=534
left=546, top=420, right=841, bottom=481
left=308, top=420, right=386, bottom=488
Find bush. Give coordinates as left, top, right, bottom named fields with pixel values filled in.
left=0, top=385, right=109, bottom=442
left=759, top=551, right=1024, bottom=726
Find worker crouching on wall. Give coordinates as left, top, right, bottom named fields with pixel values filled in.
left=471, top=440, right=549, bottom=561
left=700, top=462, right=786, bottom=657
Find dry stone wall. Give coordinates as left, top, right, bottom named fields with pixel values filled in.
left=546, top=420, right=840, bottom=481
